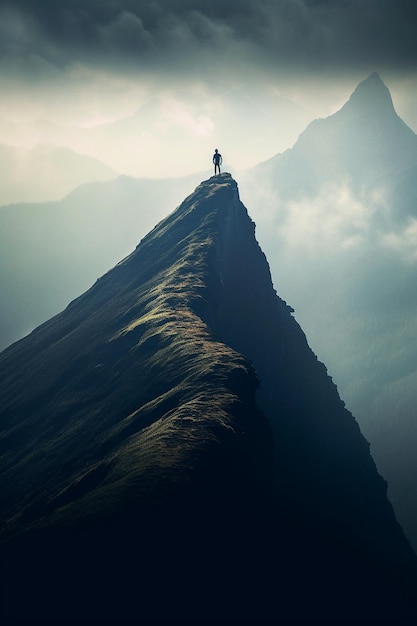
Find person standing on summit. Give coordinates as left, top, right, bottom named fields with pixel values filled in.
left=213, top=149, right=222, bottom=174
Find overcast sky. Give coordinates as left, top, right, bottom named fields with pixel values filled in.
left=1, top=0, right=417, bottom=178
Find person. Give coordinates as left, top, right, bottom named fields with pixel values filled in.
left=213, top=149, right=222, bottom=174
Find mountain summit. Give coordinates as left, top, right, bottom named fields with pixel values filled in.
left=336, top=72, right=416, bottom=156
left=251, top=72, right=417, bottom=198
left=344, top=71, right=396, bottom=115
left=1, top=173, right=416, bottom=624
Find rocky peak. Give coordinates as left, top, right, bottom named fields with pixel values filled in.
left=344, top=72, right=396, bottom=116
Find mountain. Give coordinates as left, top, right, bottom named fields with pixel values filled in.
left=1, top=173, right=416, bottom=625
left=246, top=72, right=417, bottom=200
left=0, top=143, right=118, bottom=205
left=239, top=72, right=417, bottom=552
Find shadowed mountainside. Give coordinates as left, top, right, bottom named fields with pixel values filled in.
left=239, top=72, right=417, bottom=553
left=1, top=173, right=416, bottom=624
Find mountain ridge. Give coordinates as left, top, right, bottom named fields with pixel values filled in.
left=1, top=173, right=416, bottom=624
left=0, top=171, right=204, bottom=352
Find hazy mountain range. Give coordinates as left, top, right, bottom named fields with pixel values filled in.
left=0, top=84, right=310, bottom=180
left=1, top=174, right=416, bottom=624
left=0, top=143, right=118, bottom=205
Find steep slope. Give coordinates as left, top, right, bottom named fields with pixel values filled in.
left=0, top=172, right=203, bottom=351
left=1, top=174, right=416, bottom=624
left=239, top=73, right=417, bottom=552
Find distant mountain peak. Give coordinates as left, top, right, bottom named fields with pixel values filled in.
left=344, top=72, right=396, bottom=116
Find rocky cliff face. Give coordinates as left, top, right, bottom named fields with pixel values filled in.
left=1, top=173, right=416, bottom=624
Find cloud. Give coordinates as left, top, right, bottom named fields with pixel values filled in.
left=277, top=182, right=375, bottom=254
left=0, top=1, right=416, bottom=177
left=1, top=1, right=417, bottom=114
left=2, top=0, right=417, bottom=79
left=382, top=219, right=417, bottom=263
left=159, top=95, right=215, bottom=136
left=0, top=5, right=35, bottom=56
left=96, top=10, right=154, bottom=56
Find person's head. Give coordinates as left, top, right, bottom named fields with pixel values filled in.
left=214, top=148, right=218, bottom=153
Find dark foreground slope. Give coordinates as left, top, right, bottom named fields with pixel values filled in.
left=239, top=73, right=417, bottom=552
left=1, top=174, right=416, bottom=624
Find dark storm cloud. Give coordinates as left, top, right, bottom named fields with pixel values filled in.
left=1, top=0, right=416, bottom=79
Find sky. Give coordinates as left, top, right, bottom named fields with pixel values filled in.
left=0, top=0, right=417, bottom=179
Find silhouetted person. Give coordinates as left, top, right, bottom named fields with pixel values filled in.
left=213, top=149, right=222, bottom=174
